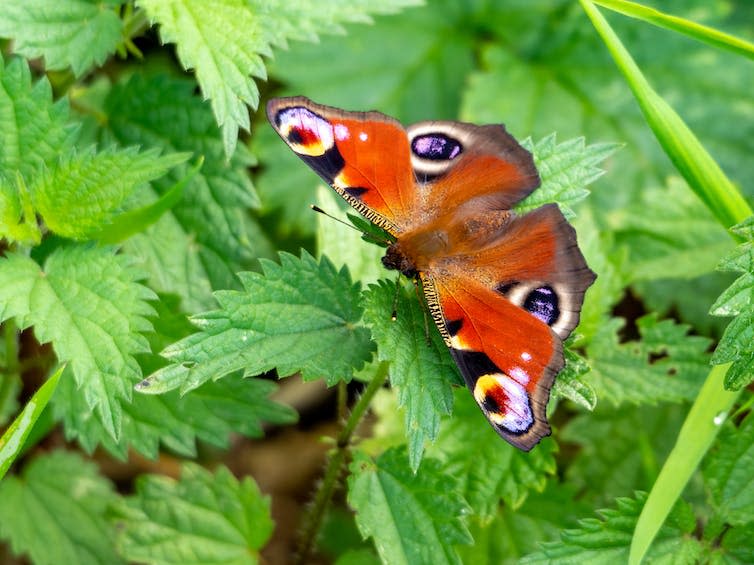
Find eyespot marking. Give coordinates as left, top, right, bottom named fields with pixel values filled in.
left=275, top=106, right=334, bottom=156
left=523, top=286, right=560, bottom=326
left=411, top=133, right=462, bottom=161
left=446, top=318, right=463, bottom=336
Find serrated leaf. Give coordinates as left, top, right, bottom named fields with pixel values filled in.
left=113, top=462, right=272, bottom=565
left=613, top=177, right=733, bottom=281
left=520, top=492, right=701, bottom=564
left=562, top=404, right=685, bottom=507
left=457, top=483, right=590, bottom=565
left=363, top=280, right=459, bottom=471
left=585, top=314, right=711, bottom=405
left=104, top=73, right=258, bottom=310
left=552, top=346, right=597, bottom=410
left=271, top=0, right=472, bottom=122
left=142, top=251, right=373, bottom=394
left=0, top=450, right=122, bottom=565
left=517, top=135, right=619, bottom=219
left=0, top=1, right=124, bottom=77
left=139, top=0, right=420, bottom=156
left=0, top=245, right=155, bottom=440
left=710, top=217, right=754, bottom=389
left=0, top=365, right=63, bottom=479
left=0, top=173, right=40, bottom=244
left=32, top=147, right=189, bottom=240
left=704, top=412, right=754, bottom=526
left=430, top=389, right=557, bottom=519
left=0, top=56, right=77, bottom=179
left=347, top=447, right=472, bottom=565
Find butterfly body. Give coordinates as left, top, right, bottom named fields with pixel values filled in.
left=267, top=97, right=596, bottom=451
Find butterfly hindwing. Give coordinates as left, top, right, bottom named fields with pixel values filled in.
left=422, top=204, right=595, bottom=449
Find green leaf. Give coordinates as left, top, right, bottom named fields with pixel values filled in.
left=517, top=135, right=620, bottom=220
left=362, top=280, right=459, bottom=471
left=613, top=177, right=733, bottom=281
left=562, top=404, right=686, bottom=506
left=141, top=251, right=373, bottom=394
left=0, top=56, right=77, bottom=179
left=271, top=0, right=473, bottom=122
left=0, top=365, right=63, bottom=479
left=347, top=447, right=472, bottom=565
left=521, top=492, right=702, bottom=563
left=32, top=146, right=189, bottom=240
left=430, top=389, right=557, bottom=519
left=113, top=462, right=272, bottom=565
left=104, top=72, right=259, bottom=310
left=704, top=412, right=754, bottom=526
left=710, top=216, right=754, bottom=390
left=0, top=245, right=155, bottom=440
left=585, top=314, right=711, bottom=406
left=0, top=173, right=40, bottom=244
left=593, top=0, right=754, bottom=61
left=580, top=0, right=752, bottom=231
left=0, top=450, right=122, bottom=565
left=457, top=483, right=590, bottom=565
left=630, top=363, right=739, bottom=565
left=138, top=0, right=420, bottom=156
left=552, top=346, right=597, bottom=411
left=0, top=0, right=124, bottom=77
left=95, top=157, right=204, bottom=244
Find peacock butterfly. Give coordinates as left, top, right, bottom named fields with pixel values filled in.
left=266, top=97, right=596, bottom=451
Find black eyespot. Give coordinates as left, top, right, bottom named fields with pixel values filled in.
left=411, top=133, right=462, bottom=161
left=446, top=319, right=463, bottom=336
left=523, top=286, right=560, bottom=326
left=496, top=281, right=519, bottom=295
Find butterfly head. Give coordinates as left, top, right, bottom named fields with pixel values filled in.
left=382, top=243, right=418, bottom=279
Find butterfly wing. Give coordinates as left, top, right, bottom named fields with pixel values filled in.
left=422, top=204, right=595, bottom=449
left=266, top=97, right=541, bottom=235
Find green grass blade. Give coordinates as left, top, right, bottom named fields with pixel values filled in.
left=628, top=364, right=739, bottom=564
left=594, top=0, right=754, bottom=61
left=0, top=365, right=64, bottom=480
left=580, top=0, right=752, bottom=232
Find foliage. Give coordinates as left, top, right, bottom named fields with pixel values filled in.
left=0, top=1, right=752, bottom=564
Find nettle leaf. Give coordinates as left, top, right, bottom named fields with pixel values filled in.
left=520, top=492, right=702, bottom=563
left=0, top=173, right=40, bottom=244
left=0, top=56, right=77, bottom=179
left=562, top=404, right=685, bottom=507
left=32, top=147, right=189, bottom=240
left=143, top=251, right=373, bottom=394
left=113, top=462, right=272, bottom=565
left=430, top=389, right=557, bottom=519
left=0, top=450, right=122, bottom=565
left=0, top=245, right=155, bottom=440
left=363, top=280, right=459, bottom=472
left=613, top=177, right=733, bottom=281
left=458, top=483, right=590, bottom=565
left=704, top=412, right=754, bottom=526
left=347, top=448, right=472, bottom=565
left=517, top=135, right=620, bottom=220
left=552, top=346, right=597, bottom=411
left=57, top=369, right=296, bottom=459
left=104, top=73, right=259, bottom=310
left=710, top=216, right=754, bottom=390
left=138, top=0, right=420, bottom=157
left=586, top=314, right=711, bottom=406
left=0, top=0, right=124, bottom=77
left=271, top=0, right=473, bottom=121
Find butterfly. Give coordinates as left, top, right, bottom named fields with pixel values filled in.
left=266, top=97, right=596, bottom=451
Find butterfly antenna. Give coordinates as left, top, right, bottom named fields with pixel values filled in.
left=310, top=204, right=365, bottom=234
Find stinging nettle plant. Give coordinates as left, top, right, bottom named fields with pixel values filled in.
left=0, top=1, right=752, bottom=564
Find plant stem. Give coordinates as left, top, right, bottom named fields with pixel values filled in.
left=295, top=363, right=389, bottom=564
